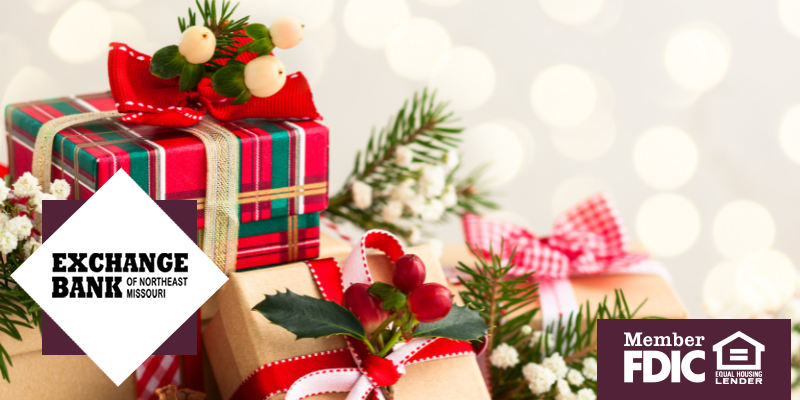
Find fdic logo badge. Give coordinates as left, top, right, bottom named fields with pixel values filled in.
left=598, top=319, right=787, bottom=399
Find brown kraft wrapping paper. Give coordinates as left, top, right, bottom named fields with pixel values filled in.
left=441, top=244, right=689, bottom=328
left=0, top=324, right=137, bottom=399
left=204, top=244, right=491, bottom=400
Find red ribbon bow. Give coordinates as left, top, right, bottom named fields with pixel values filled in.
left=107, top=42, right=320, bottom=128
left=463, top=192, right=648, bottom=279
left=229, top=231, right=474, bottom=400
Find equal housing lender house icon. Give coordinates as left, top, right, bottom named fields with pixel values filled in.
left=712, top=331, right=765, bottom=370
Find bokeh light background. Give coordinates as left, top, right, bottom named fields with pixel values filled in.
left=3, top=0, right=800, bottom=318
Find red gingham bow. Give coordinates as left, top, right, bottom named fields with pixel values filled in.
left=107, top=42, right=321, bottom=128
left=462, top=192, right=649, bottom=279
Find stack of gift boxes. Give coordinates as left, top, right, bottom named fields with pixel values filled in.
left=1, top=82, right=687, bottom=400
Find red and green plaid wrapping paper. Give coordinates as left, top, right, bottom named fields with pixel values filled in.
left=202, top=213, right=320, bottom=272
left=5, top=92, right=329, bottom=231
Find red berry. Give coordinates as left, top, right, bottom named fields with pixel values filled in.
left=393, top=254, right=426, bottom=293
left=343, top=283, right=390, bottom=334
left=408, top=283, right=454, bottom=323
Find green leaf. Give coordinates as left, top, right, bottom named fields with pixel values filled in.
left=367, top=281, right=397, bottom=301
left=252, top=289, right=366, bottom=341
left=382, top=292, right=407, bottom=311
left=231, top=88, right=251, bottom=105
left=211, top=63, right=246, bottom=97
left=245, top=23, right=270, bottom=40
left=150, top=45, right=187, bottom=79
left=249, top=37, right=275, bottom=56
left=179, top=63, right=205, bottom=92
left=414, top=304, right=490, bottom=341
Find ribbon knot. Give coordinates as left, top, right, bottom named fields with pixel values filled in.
left=108, top=41, right=321, bottom=128
left=362, top=355, right=405, bottom=387
left=463, top=192, right=649, bottom=279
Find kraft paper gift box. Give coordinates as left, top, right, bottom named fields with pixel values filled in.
left=204, top=244, right=491, bottom=400
left=0, top=325, right=137, bottom=399
left=441, top=243, right=689, bottom=327
left=6, top=93, right=329, bottom=269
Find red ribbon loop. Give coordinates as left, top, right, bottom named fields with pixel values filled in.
left=362, top=355, right=404, bottom=387
left=107, top=42, right=321, bottom=128
left=463, top=192, right=649, bottom=279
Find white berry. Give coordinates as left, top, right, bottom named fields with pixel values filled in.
left=269, top=16, right=305, bottom=50
left=244, top=55, right=287, bottom=98
left=179, top=26, right=217, bottom=64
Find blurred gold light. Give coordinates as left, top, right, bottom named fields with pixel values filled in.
left=531, top=64, right=597, bottom=129
left=268, top=0, right=334, bottom=31
left=779, top=104, right=800, bottom=165
left=460, top=122, right=525, bottom=187
left=737, top=250, right=796, bottom=315
left=551, top=116, right=616, bottom=161
left=430, top=47, right=496, bottom=111
left=551, top=176, right=610, bottom=216
left=49, top=1, right=112, bottom=64
left=344, top=0, right=409, bottom=49
left=636, top=193, right=700, bottom=257
left=713, top=200, right=775, bottom=261
left=539, top=0, right=605, bottom=26
left=419, top=0, right=464, bottom=7
left=779, top=0, right=800, bottom=38
left=664, top=27, right=729, bottom=92
left=386, top=18, right=451, bottom=81
left=108, top=11, right=147, bottom=49
left=633, top=126, right=697, bottom=190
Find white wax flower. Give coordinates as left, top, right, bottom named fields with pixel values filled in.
left=577, top=388, right=596, bottom=400
left=543, top=353, right=568, bottom=379
left=7, top=216, right=32, bottom=239
left=420, top=164, right=445, bottom=197
left=13, top=172, right=42, bottom=198
left=582, top=357, right=597, bottom=381
left=521, top=325, right=533, bottom=335
left=0, top=231, right=18, bottom=255
left=23, top=238, right=40, bottom=257
left=0, top=186, right=10, bottom=202
left=404, top=194, right=425, bottom=217
left=50, top=179, right=71, bottom=200
left=33, top=192, right=56, bottom=214
left=408, top=226, right=421, bottom=245
left=351, top=181, right=372, bottom=210
left=792, top=331, right=800, bottom=357
left=556, top=379, right=572, bottom=395
left=523, top=363, right=557, bottom=395
left=444, top=149, right=459, bottom=170
left=381, top=201, right=403, bottom=223
left=0, top=214, right=9, bottom=231
left=556, top=393, right=577, bottom=400
left=390, top=179, right=415, bottom=202
left=567, top=368, right=585, bottom=386
left=394, top=146, right=414, bottom=168
left=420, top=199, right=445, bottom=222
left=530, top=330, right=556, bottom=349
left=442, top=184, right=457, bottom=208
left=490, top=343, right=520, bottom=369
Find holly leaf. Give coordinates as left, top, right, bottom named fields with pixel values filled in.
left=253, top=289, right=366, bottom=341
left=179, top=63, right=205, bottom=92
left=413, top=304, right=490, bottom=341
left=249, top=37, right=275, bottom=56
left=232, top=88, right=251, bottom=105
left=211, top=63, right=246, bottom=98
left=150, top=45, right=186, bottom=79
left=245, top=23, right=270, bottom=40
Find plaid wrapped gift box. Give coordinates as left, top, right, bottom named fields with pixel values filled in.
left=6, top=92, right=328, bottom=268
left=200, top=213, right=320, bottom=272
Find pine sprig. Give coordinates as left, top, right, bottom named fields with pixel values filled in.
left=0, top=247, right=40, bottom=383
left=325, top=88, right=497, bottom=244
left=457, top=243, right=650, bottom=400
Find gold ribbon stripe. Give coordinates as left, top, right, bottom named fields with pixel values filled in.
left=193, top=182, right=328, bottom=210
